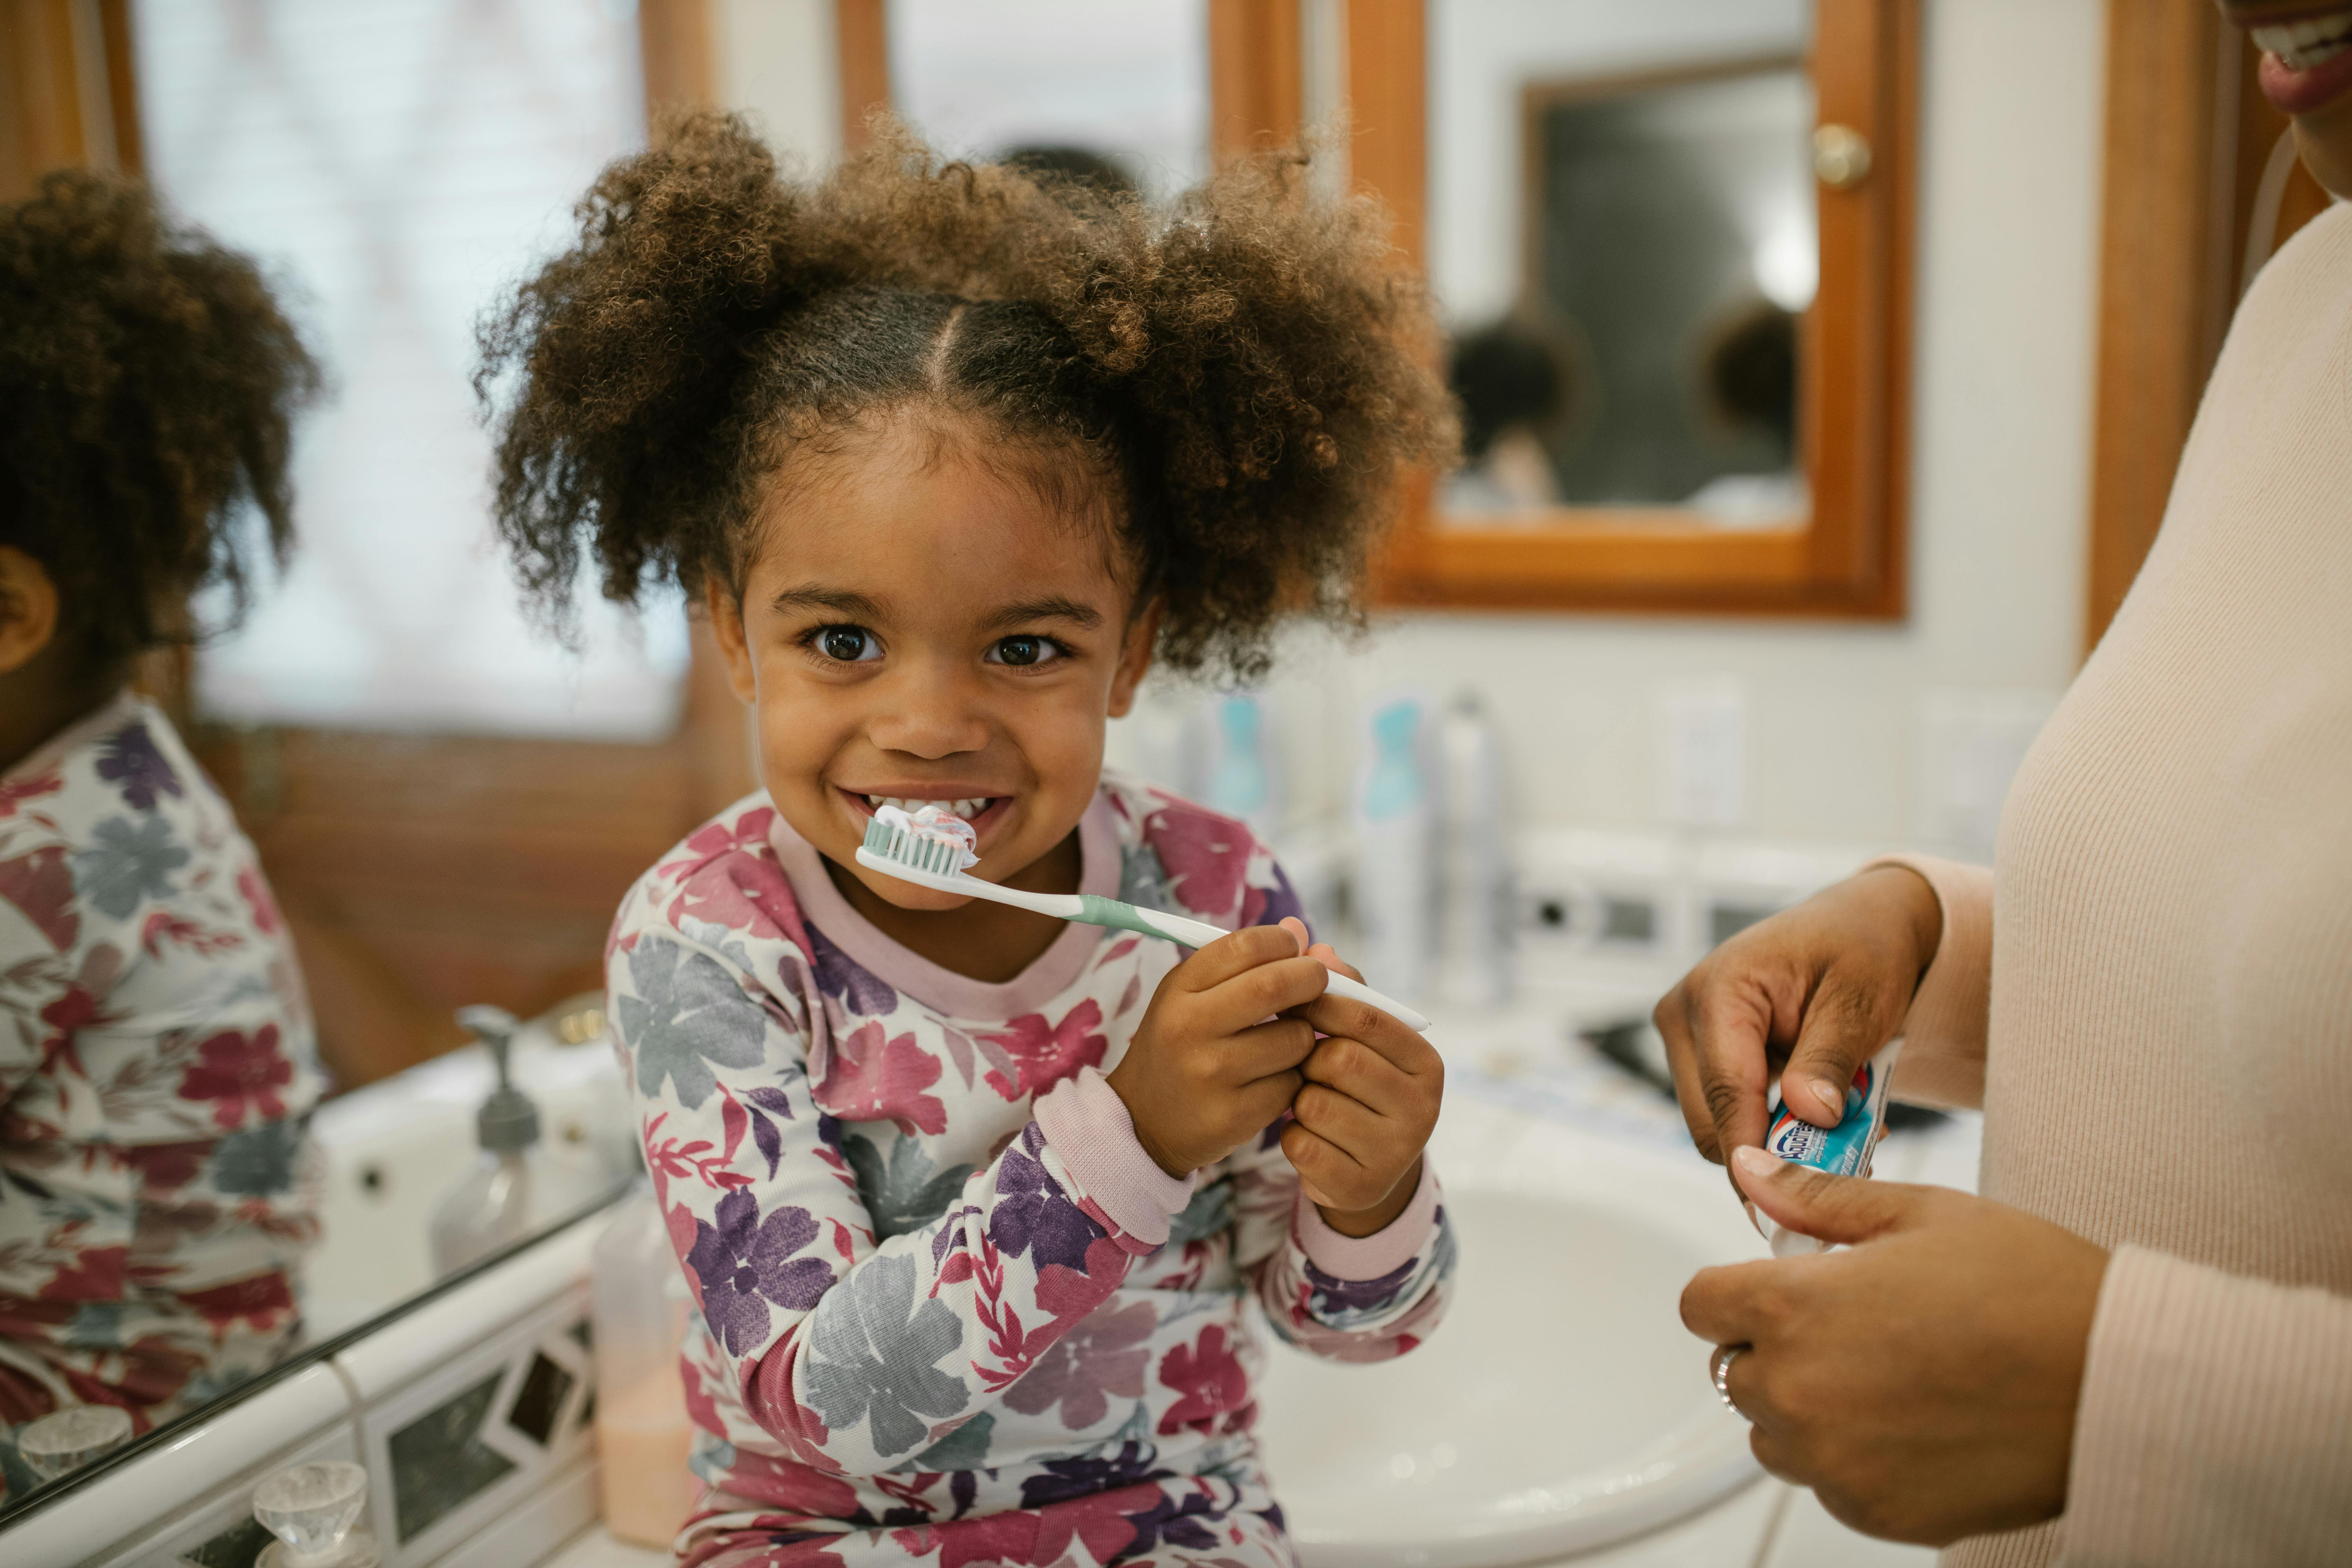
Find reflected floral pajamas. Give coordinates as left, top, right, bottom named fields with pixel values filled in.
left=606, top=775, right=1455, bottom=1565
left=0, top=696, right=321, bottom=1496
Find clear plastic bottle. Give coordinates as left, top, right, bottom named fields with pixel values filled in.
left=1439, top=691, right=1514, bottom=1008
left=427, top=1006, right=541, bottom=1278
left=1354, top=692, right=1438, bottom=1003
left=593, top=1180, right=696, bottom=1546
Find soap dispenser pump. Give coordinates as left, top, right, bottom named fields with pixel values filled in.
left=252, top=1459, right=380, bottom=1568
left=428, top=1004, right=541, bottom=1278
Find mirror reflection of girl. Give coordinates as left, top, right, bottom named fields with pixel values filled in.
left=0, top=173, right=324, bottom=1485
left=481, top=116, right=1459, bottom=1566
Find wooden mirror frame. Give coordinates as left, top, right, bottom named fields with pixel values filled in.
left=1351, top=0, right=1919, bottom=617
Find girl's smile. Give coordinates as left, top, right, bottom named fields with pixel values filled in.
left=707, top=410, right=1155, bottom=981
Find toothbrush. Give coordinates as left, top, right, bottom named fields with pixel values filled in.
left=856, top=806, right=1432, bottom=1033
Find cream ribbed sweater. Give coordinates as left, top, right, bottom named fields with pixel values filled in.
left=1885, top=202, right=2352, bottom=1567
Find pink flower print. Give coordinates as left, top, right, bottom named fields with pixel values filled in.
left=0, top=845, right=79, bottom=952
left=999, top=1296, right=1154, bottom=1429
left=177, top=1024, right=293, bottom=1130
left=177, top=1272, right=295, bottom=1335
left=0, top=768, right=62, bottom=819
left=816, top=1020, right=946, bottom=1137
left=980, top=999, right=1107, bottom=1102
left=1155, top=1323, right=1252, bottom=1437
left=1144, top=798, right=1251, bottom=919
left=237, top=866, right=283, bottom=935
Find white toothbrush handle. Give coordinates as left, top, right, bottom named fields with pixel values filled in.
left=1124, top=907, right=1432, bottom=1034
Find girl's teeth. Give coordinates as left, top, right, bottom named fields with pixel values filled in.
left=2253, top=14, right=2352, bottom=70
left=861, top=794, right=991, bottom=818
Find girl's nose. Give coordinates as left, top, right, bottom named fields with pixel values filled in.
left=866, top=661, right=992, bottom=760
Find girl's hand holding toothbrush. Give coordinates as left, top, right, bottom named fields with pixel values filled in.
left=1107, top=922, right=1341, bottom=1178
left=1273, top=919, right=1444, bottom=1238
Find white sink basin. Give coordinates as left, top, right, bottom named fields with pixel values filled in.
left=1256, top=1100, right=1766, bottom=1566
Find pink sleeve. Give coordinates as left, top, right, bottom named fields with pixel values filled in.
left=1294, top=1157, right=1440, bottom=1281
left=2062, top=1246, right=2352, bottom=1564
left=1862, top=854, right=1993, bottom=1111
left=1028, top=1065, right=1196, bottom=1247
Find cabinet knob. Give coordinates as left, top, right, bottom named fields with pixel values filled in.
left=1813, top=124, right=1874, bottom=189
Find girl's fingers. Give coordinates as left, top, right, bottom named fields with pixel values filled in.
left=1191, top=952, right=1338, bottom=1037
left=1222, top=1017, right=1320, bottom=1083
left=1290, top=988, right=1439, bottom=1073
left=1291, top=1079, right=1390, bottom=1160
left=1301, top=1035, right=1419, bottom=1121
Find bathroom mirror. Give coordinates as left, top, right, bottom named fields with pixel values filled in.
left=0, top=0, right=700, bottom=1521
left=1354, top=0, right=1918, bottom=616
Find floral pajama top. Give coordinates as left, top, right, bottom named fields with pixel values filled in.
left=606, top=774, right=1455, bottom=1567
left=0, top=695, right=322, bottom=1491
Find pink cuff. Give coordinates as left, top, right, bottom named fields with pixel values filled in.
left=1296, top=1158, right=1441, bottom=1280
left=1030, top=1066, right=1196, bottom=1248
left=1860, top=854, right=1993, bottom=1111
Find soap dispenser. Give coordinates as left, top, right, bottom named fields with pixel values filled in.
left=428, top=1005, right=540, bottom=1278
left=252, top=1459, right=380, bottom=1568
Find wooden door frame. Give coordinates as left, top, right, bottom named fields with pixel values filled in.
left=2084, top=0, right=2333, bottom=652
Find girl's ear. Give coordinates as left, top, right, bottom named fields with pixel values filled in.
left=704, top=577, right=758, bottom=705
left=0, top=547, right=61, bottom=676
left=1106, top=598, right=1161, bottom=719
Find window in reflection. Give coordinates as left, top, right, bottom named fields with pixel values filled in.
left=889, top=0, right=1209, bottom=201
left=1428, top=0, right=1814, bottom=527
left=132, top=0, right=689, bottom=737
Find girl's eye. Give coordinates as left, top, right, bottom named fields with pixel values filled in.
left=987, top=635, right=1065, bottom=669
left=815, top=626, right=880, bottom=663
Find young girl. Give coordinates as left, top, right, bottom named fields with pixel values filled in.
left=0, top=172, right=323, bottom=1480
left=482, top=115, right=1458, bottom=1567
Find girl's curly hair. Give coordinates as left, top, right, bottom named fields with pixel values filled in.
left=477, top=113, right=1456, bottom=681
left=0, top=169, right=320, bottom=680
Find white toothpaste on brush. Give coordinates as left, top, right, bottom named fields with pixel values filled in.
left=872, top=802, right=979, bottom=872
left=1756, top=1037, right=1904, bottom=1257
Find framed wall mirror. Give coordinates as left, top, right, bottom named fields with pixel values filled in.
left=1353, top=0, right=1917, bottom=616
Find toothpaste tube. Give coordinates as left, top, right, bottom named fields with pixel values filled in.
left=1757, top=1037, right=1903, bottom=1257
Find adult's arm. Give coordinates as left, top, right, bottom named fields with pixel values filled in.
left=2065, top=1248, right=2352, bottom=1563
left=1862, top=854, right=1994, bottom=1111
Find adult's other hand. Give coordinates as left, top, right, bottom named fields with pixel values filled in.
left=1682, top=1147, right=2109, bottom=1545
left=1653, top=866, right=1941, bottom=1164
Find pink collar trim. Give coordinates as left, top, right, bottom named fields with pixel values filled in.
left=765, top=793, right=1123, bottom=1021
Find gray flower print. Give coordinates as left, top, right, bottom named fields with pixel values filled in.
left=1117, top=841, right=1175, bottom=913
left=618, top=939, right=766, bottom=1108
left=213, top=1119, right=304, bottom=1197
left=843, top=1130, right=974, bottom=1240
left=1165, top=1178, right=1233, bottom=1248
left=806, top=1251, right=968, bottom=1456
left=71, top=816, right=189, bottom=918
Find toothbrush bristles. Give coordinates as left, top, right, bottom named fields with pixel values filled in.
left=861, top=814, right=962, bottom=877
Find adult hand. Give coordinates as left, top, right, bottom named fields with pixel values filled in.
left=1682, top=1147, right=2109, bottom=1545
left=1108, top=922, right=1329, bottom=1177
left=1654, top=866, right=1942, bottom=1166
left=1274, top=923, right=1444, bottom=1238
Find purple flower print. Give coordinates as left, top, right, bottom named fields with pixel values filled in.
left=807, top=923, right=897, bottom=1015
left=991, top=1123, right=1108, bottom=1272
left=94, top=723, right=182, bottom=811
left=684, top=1188, right=833, bottom=1354
left=1239, top=863, right=1306, bottom=932
left=1000, top=1296, right=1155, bottom=1429
left=1017, top=1441, right=1168, bottom=1510
left=1120, top=1487, right=1224, bottom=1555
left=1304, top=1256, right=1416, bottom=1318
